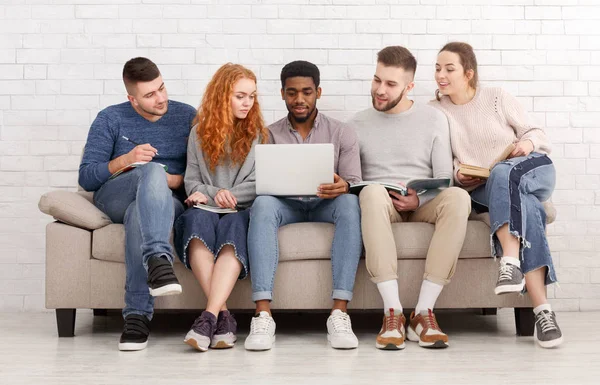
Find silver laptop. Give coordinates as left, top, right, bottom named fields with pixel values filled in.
left=255, top=144, right=334, bottom=196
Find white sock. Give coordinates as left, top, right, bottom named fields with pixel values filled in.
left=415, top=280, right=444, bottom=314
left=377, top=280, right=402, bottom=313
left=534, top=303, right=552, bottom=315
left=501, top=256, right=521, bottom=268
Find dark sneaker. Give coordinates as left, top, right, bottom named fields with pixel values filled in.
left=494, top=259, right=525, bottom=295
left=535, top=310, right=563, bottom=348
left=118, top=314, right=150, bottom=351
left=184, top=311, right=217, bottom=352
left=210, top=310, right=237, bottom=349
left=147, top=255, right=182, bottom=297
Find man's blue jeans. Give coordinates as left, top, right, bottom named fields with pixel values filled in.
left=247, top=194, right=362, bottom=302
left=94, top=163, right=185, bottom=319
left=470, top=152, right=557, bottom=285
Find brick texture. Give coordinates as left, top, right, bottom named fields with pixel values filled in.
left=0, top=0, right=599, bottom=311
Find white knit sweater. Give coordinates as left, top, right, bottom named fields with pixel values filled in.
left=430, top=86, right=551, bottom=182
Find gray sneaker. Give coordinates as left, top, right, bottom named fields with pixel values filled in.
left=210, top=310, right=237, bottom=349
left=184, top=311, right=217, bottom=352
left=494, top=259, right=525, bottom=295
left=535, top=310, right=563, bottom=348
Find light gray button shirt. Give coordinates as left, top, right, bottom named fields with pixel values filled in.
left=267, top=112, right=362, bottom=184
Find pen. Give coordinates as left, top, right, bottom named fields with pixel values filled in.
left=122, top=136, right=159, bottom=156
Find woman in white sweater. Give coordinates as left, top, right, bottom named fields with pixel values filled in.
left=430, top=42, right=563, bottom=349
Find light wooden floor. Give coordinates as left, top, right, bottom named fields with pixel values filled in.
left=0, top=309, right=597, bottom=385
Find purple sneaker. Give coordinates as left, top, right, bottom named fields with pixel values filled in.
left=211, top=310, right=237, bottom=349
left=184, top=311, right=217, bottom=352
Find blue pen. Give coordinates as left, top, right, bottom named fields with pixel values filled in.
left=122, top=136, right=159, bottom=156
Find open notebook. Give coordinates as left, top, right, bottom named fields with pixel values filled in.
left=110, top=161, right=168, bottom=179
left=349, top=178, right=451, bottom=196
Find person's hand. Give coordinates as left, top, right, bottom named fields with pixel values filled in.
left=510, top=139, right=534, bottom=158
left=184, top=192, right=208, bottom=207
left=456, top=171, right=484, bottom=188
left=318, top=173, right=348, bottom=199
left=389, top=188, right=419, bottom=212
left=166, top=173, right=183, bottom=190
left=126, top=144, right=157, bottom=164
left=215, top=189, right=237, bottom=208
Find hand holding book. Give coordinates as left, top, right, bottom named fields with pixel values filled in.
left=457, top=143, right=517, bottom=180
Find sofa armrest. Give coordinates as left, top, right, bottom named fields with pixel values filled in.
left=46, top=222, right=92, bottom=309
left=38, top=190, right=112, bottom=231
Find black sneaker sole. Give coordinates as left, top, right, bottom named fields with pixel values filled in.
left=420, top=340, right=449, bottom=349
left=375, top=342, right=406, bottom=350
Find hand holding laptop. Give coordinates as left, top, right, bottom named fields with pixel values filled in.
left=317, top=173, right=348, bottom=199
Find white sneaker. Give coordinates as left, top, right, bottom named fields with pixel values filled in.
left=244, top=311, right=276, bottom=351
left=327, top=309, right=358, bottom=349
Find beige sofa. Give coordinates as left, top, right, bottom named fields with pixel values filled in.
left=39, top=190, right=555, bottom=338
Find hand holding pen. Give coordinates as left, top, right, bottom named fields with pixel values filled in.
left=122, top=136, right=159, bottom=163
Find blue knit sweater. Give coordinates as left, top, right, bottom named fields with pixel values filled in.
left=79, top=100, right=197, bottom=192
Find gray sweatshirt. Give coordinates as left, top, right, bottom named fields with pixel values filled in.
left=184, top=127, right=258, bottom=208
left=347, top=103, right=453, bottom=207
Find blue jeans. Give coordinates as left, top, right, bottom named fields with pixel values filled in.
left=174, top=208, right=250, bottom=279
left=470, top=152, right=557, bottom=285
left=248, top=194, right=362, bottom=302
left=94, top=163, right=185, bottom=320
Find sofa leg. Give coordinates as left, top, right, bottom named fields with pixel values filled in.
left=481, top=308, right=498, bottom=315
left=56, top=309, right=76, bottom=337
left=93, top=309, right=108, bottom=316
left=514, top=307, right=535, bottom=336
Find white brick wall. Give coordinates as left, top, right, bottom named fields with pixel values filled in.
left=1, top=0, right=599, bottom=312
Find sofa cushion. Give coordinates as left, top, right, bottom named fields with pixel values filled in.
left=278, top=221, right=491, bottom=261
left=39, top=190, right=112, bottom=231
left=91, top=220, right=492, bottom=264
left=92, top=224, right=180, bottom=264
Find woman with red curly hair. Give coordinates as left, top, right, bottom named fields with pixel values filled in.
left=174, top=63, right=267, bottom=352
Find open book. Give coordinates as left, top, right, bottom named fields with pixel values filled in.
left=193, top=204, right=237, bottom=214
left=110, top=161, right=168, bottom=179
left=458, top=143, right=516, bottom=179
left=349, top=178, right=451, bottom=196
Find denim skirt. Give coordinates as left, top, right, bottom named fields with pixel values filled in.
left=174, top=207, right=250, bottom=279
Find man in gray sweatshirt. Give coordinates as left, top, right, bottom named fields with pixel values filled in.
left=347, top=46, right=471, bottom=350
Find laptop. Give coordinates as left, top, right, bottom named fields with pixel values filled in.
left=255, top=144, right=334, bottom=196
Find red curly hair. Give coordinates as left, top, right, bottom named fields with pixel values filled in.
left=194, top=63, right=267, bottom=171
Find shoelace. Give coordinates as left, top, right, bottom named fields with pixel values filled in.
left=330, top=312, right=352, bottom=333
left=192, top=314, right=214, bottom=335
left=537, top=311, right=558, bottom=333
left=386, top=309, right=399, bottom=331
left=424, top=309, right=440, bottom=331
left=250, top=315, right=272, bottom=335
left=498, top=261, right=515, bottom=282
left=215, top=313, right=235, bottom=335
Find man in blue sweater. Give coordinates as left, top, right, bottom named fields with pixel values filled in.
left=79, top=57, right=196, bottom=351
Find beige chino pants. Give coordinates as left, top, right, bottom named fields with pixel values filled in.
left=359, top=185, right=471, bottom=286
